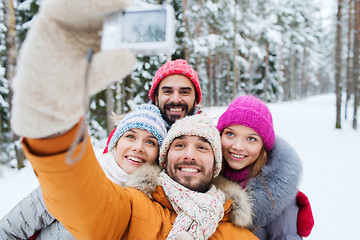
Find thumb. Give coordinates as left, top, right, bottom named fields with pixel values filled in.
left=88, top=48, right=136, bottom=95
left=296, top=191, right=309, bottom=205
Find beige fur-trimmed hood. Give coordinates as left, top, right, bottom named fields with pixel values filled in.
left=125, top=164, right=253, bottom=228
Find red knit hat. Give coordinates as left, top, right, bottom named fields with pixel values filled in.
left=149, top=59, right=202, bottom=103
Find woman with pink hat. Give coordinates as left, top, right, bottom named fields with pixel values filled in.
left=217, top=95, right=314, bottom=239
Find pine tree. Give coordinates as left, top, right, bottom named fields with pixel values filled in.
left=353, top=0, right=360, bottom=129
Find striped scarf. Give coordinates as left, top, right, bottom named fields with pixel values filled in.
left=158, top=171, right=226, bottom=239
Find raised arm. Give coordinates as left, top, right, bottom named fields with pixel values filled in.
left=20, top=122, right=133, bottom=239
left=9, top=0, right=136, bottom=239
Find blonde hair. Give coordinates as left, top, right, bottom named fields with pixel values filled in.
left=111, top=112, right=126, bottom=124
left=247, top=147, right=267, bottom=179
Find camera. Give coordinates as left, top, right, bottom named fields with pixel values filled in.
left=101, top=4, right=175, bottom=55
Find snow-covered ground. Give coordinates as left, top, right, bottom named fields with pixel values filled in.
left=1, top=93, right=359, bottom=239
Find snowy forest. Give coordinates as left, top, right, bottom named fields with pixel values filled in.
left=0, top=0, right=359, bottom=169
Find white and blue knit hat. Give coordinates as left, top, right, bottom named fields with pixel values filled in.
left=107, top=104, right=167, bottom=152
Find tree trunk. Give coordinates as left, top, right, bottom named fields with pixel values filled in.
left=278, top=43, right=285, bottom=101
left=301, top=47, right=309, bottom=98
left=182, top=0, right=190, bottom=61
left=247, top=53, right=254, bottom=95
left=106, top=86, right=115, bottom=133
left=115, top=81, right=122, bottom=115
left=264, top=42, right=270, bottom=101
left=207, top=55, right=213, bottom=106
left=4, top=0, right=25, bottom=169
left=353, top=0, right=360, bottom=129
left=196, top=0, right=203, bottom=36
left=345, top=0, right=354, bottom=120
left=124, top=76, right=133, bottom=113
left=290, top=49, right=297, bottom=100
left=335, top=0, right=343, bottom=129
left=226, top=54, right=231, bottom=103
left=3, top=0, right=16, bottom=81
left=213, top=54, right=219, bottom=106
left=232, top=0, right=239, bottom=99
left=195, top=0, right=203, bottom=105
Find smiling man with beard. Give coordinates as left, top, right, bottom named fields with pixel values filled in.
left=164, top=135, right=215, bottom=193
left=148, top=59, right=202, bottom=126
left=153, top=114, right=256, bottom=238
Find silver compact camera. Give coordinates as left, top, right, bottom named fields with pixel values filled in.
left=101, top=5, right=175, bottom=55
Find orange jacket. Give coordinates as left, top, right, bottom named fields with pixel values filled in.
left=22, top=125, right=258, bottom=240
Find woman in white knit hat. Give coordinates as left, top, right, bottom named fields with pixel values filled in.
left=0, top=104, right=167, bottom=240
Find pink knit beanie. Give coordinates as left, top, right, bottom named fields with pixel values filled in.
left=159, top=114, right=222, bottom=177
left=149, top=59, right=202, bottom=103
left=216, top=95, right=275, bottom=152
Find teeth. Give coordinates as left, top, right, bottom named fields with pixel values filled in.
left=231, top=153, right=245, bottom=159
left=169, top=108, right=182, bottom=112
left=181, top=167, right=199, bottom=173
left=127, top=156, right=143, bottom=163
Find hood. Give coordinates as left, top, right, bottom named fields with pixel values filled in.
left=125, top=164, right=253, bottom=228
left=247, top=136, right=303, bottom=227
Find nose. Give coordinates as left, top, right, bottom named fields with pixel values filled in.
left=232, top=139, right=245, bottom=151
left=131, top=140, right=144, bottom=153
left=170, top=91, right=182, bottom=104
left=183, top=145, right=196, bottom=161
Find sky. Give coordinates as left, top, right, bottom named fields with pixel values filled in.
left=0, top=93, right=359, bottom=239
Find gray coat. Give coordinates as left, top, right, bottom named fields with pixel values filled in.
left=0, top=152, right=122, bottom=240
left=247, top=136, right=303, bottom=240
left=0, top=186, right=74, bottom=240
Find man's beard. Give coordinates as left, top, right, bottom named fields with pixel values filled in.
left=165, top=162, right=214, bottom=193
left=158, top=101, right=196, bottom=126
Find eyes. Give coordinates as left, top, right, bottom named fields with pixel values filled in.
left=223, top=129, right=259, bottom=142
left=173, top=140, right=211, bottom=152
left=173, top=142, right=184, bottom=148
left=225, top=131, right=234, bottom=137
left=247, top=136, right=257, bottom=142
left=123, top=133, right=157, bottom=147
left=162, top=88, right=192, bottom=96
left=125, top=133, right=135, bottom=140
left=145, top=139, right=157, bottom=146
left=179, top=89, right=191, bottom=95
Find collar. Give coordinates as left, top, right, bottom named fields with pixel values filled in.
left=125, top=164, right=254, bottom=228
